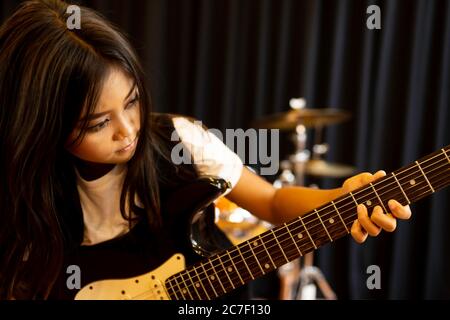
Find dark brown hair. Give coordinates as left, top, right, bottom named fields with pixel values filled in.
left=0, top=0, right=167, bottom=299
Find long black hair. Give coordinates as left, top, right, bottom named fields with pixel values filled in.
left=0, top=0, right=174, bottom=299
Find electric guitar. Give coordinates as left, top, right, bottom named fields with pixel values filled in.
left=75, top=145, right=450, bottom=300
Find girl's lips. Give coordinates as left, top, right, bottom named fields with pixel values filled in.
left=117, top=138, right=137, bottom=153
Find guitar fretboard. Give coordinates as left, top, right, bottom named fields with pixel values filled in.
left=165, top=146, right=450, bottom=300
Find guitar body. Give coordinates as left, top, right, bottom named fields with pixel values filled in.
left=75, top=254, right=185, bottom=300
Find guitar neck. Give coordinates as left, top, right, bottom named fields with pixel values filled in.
left=166, top=146, right=450, bottom=300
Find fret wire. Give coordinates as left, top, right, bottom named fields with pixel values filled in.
left=175, top=273, right=188, bottom=300
left=243, top=242, right=268, bottom=278
left=217, top=254, right=235, bottom=290
left=298, top=216, right=317, bottom=249
left=391, top=172, right=411, bottom=204
left=249, top=239, right=273, bottom=273
left=164, top=280, right=175, bottom=300
left=226, top=250, right=244, bottom=285
left=247, top=240, right=265, bottom=274
left=422, top=161, right=448, bottom=186
left=406, top=171, right=449, bottom=201
left=273, top=225, right=301, bottom=258
left=304, top=214, right=330, bottom=247
left=168, top=281, right=179, bottom=300
left=326, top=218, right=352, bottom=240
left=301, top=210, right=353, bottom=244
left=323, top=207, right=343, bottom=239
left=406, top=182, right=446, bottom=204
left=174, top=277, right=185, bottom=300
left=200, top=262, right=218, bottom=298
left=332, top=200, right=350, bottom=233
left=236, top=244, right=255, bottom=280
left=414, top=175, right=450, bottom=201
left=221, top=252, right=242, bottom=288
left=416, top=160, right=435, bottom=192
left=208, top=260, right=226, bottom=295
left=164, top=278, right=173, bottom=299
left=407, top=177, right=441, bottom=202
left=284, top=222, right=303, bottom=256
left=315, top=209, right=333, bottom=242
left=400, top=171, right=432, bottom=202
left=271, top=229, right=289, bottom=263
left=278, top=220, right=338, bottom=260
left=442, top=148, right=450, bottom=164
left=312, top=216, right=348, bottom=249
left=349, top=192, right=359, bottom=207
left=259, top=234, right=276, bottom=268
left=190, top=266, right=204, bottom=299
left=180, top=272, right=195, bottom=300
left=369, top=182, right=388, bottom=213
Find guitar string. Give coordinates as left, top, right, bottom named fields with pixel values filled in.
left=164, top=153, right=450, bottom=299
left=164, top=150, right=449, bottom=297
left=163, top=168, right=450, bottom=300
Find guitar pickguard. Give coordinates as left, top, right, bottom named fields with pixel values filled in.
left=74, top=254, right=185, bottom=300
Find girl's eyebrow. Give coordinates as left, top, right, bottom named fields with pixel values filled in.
left=78, top=82, right=137, bottom=122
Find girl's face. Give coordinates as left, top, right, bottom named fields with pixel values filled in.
left=66, top=68, right=141, bottom=164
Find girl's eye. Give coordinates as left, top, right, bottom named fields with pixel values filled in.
left=86, top=95, right=139, bottom=133
left=126, top=95, right=140, bottom=109
left=87, top=119, right=110, bottom=132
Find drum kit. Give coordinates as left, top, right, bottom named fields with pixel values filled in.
left=215, top=98, right=355, bottom=300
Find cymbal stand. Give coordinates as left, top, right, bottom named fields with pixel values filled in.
left=289, top=124, right=310, bottom=186
left=312, top=124, right=329, bottom=160
left=277, top=99, right=336, bottom=300
left=296, top=253, right=337, bottom=300
left=274, top=160, right=301, bottom=300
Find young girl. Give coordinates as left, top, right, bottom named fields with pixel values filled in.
left=0, top=0, right=411, bottom=300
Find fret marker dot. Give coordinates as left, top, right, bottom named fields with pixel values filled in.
left=366, top=200, right=372, bottom=206
left=182, top=289, right=187, bottom=294
left=265, top=263, right=270, bottom=269
left=329, top=218, right=334, bottom=224
left=195, top=283, right=200, bottom=288
left=298, top=233, right=303, bottom=239
left=227, top=267, right=233, bottom=272
left=210, top=276, right=215, bottom=280
left=253, top=241, right=258, bottom=247
left=410, top=179, right=416, bottom=185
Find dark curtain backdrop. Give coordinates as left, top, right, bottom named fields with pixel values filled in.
left=1, top=0, right=449, bottom=299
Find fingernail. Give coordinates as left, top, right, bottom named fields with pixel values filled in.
left=376, top=170, right=386, bottom=176
left=388, top=200, right=396, bottom=210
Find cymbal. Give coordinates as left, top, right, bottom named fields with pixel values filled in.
left=253, top=108, right=351, bottom=130
left=304, top=159, right=356, bottom=178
